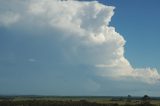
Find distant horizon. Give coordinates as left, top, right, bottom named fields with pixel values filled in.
left=0, top=94, right=160, bottom=98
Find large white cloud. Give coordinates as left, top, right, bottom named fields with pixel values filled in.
left=0, top=0, right=160, bottom=84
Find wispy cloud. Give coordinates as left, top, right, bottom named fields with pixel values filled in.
left=0, top=12, right=20, bottom=27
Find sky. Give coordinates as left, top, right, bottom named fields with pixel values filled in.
left=99, top=0, right=160, bottom=70
left=0, top=0, right=160, bottom=96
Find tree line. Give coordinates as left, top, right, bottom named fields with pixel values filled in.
left=0, top=95, right=157, bottom=106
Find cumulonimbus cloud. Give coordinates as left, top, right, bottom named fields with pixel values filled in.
left=0, top=0, right=160, bottom=84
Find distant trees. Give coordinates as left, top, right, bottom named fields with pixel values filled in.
left=0, top=95, right=157, bottom=106
left=0, top=100, right=119, bottom=106
left=125, top=95, right=132, bottom=105
left=124, top=94, right=153, bottom=106
left=127, top=95, right=132, bottom=102
left=141, top=95, right=151, bottom=106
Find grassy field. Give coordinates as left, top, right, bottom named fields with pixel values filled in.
left=0, top=95, right=160, bottom=106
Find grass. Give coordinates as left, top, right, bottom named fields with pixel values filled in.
left=0, top=96, right=160, bottom=106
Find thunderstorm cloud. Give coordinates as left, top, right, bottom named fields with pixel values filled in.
left=0, top=0, right=160, bottom=95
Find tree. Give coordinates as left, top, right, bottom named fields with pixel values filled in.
left=125, top=95, right=132, bottom=105
left=141, top=95, right=151, bottom=105
left=127, top=95, right=132, bottom=102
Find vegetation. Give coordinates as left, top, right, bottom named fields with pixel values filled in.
left=0, top=95, right=160, bottom=106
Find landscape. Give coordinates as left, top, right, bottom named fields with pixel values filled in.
left=0, top=95, right=160, bottom=106
left=0, top=0, right=160, bottom=106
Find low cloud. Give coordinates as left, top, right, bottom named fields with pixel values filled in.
left=0, top=12, right=20, bottom=27
left=28, top=58, right=36, bottom=63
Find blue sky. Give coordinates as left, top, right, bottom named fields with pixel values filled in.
left=99, top=0, right=160, bottom=70
left=0, top=0, right=160, bottom=96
